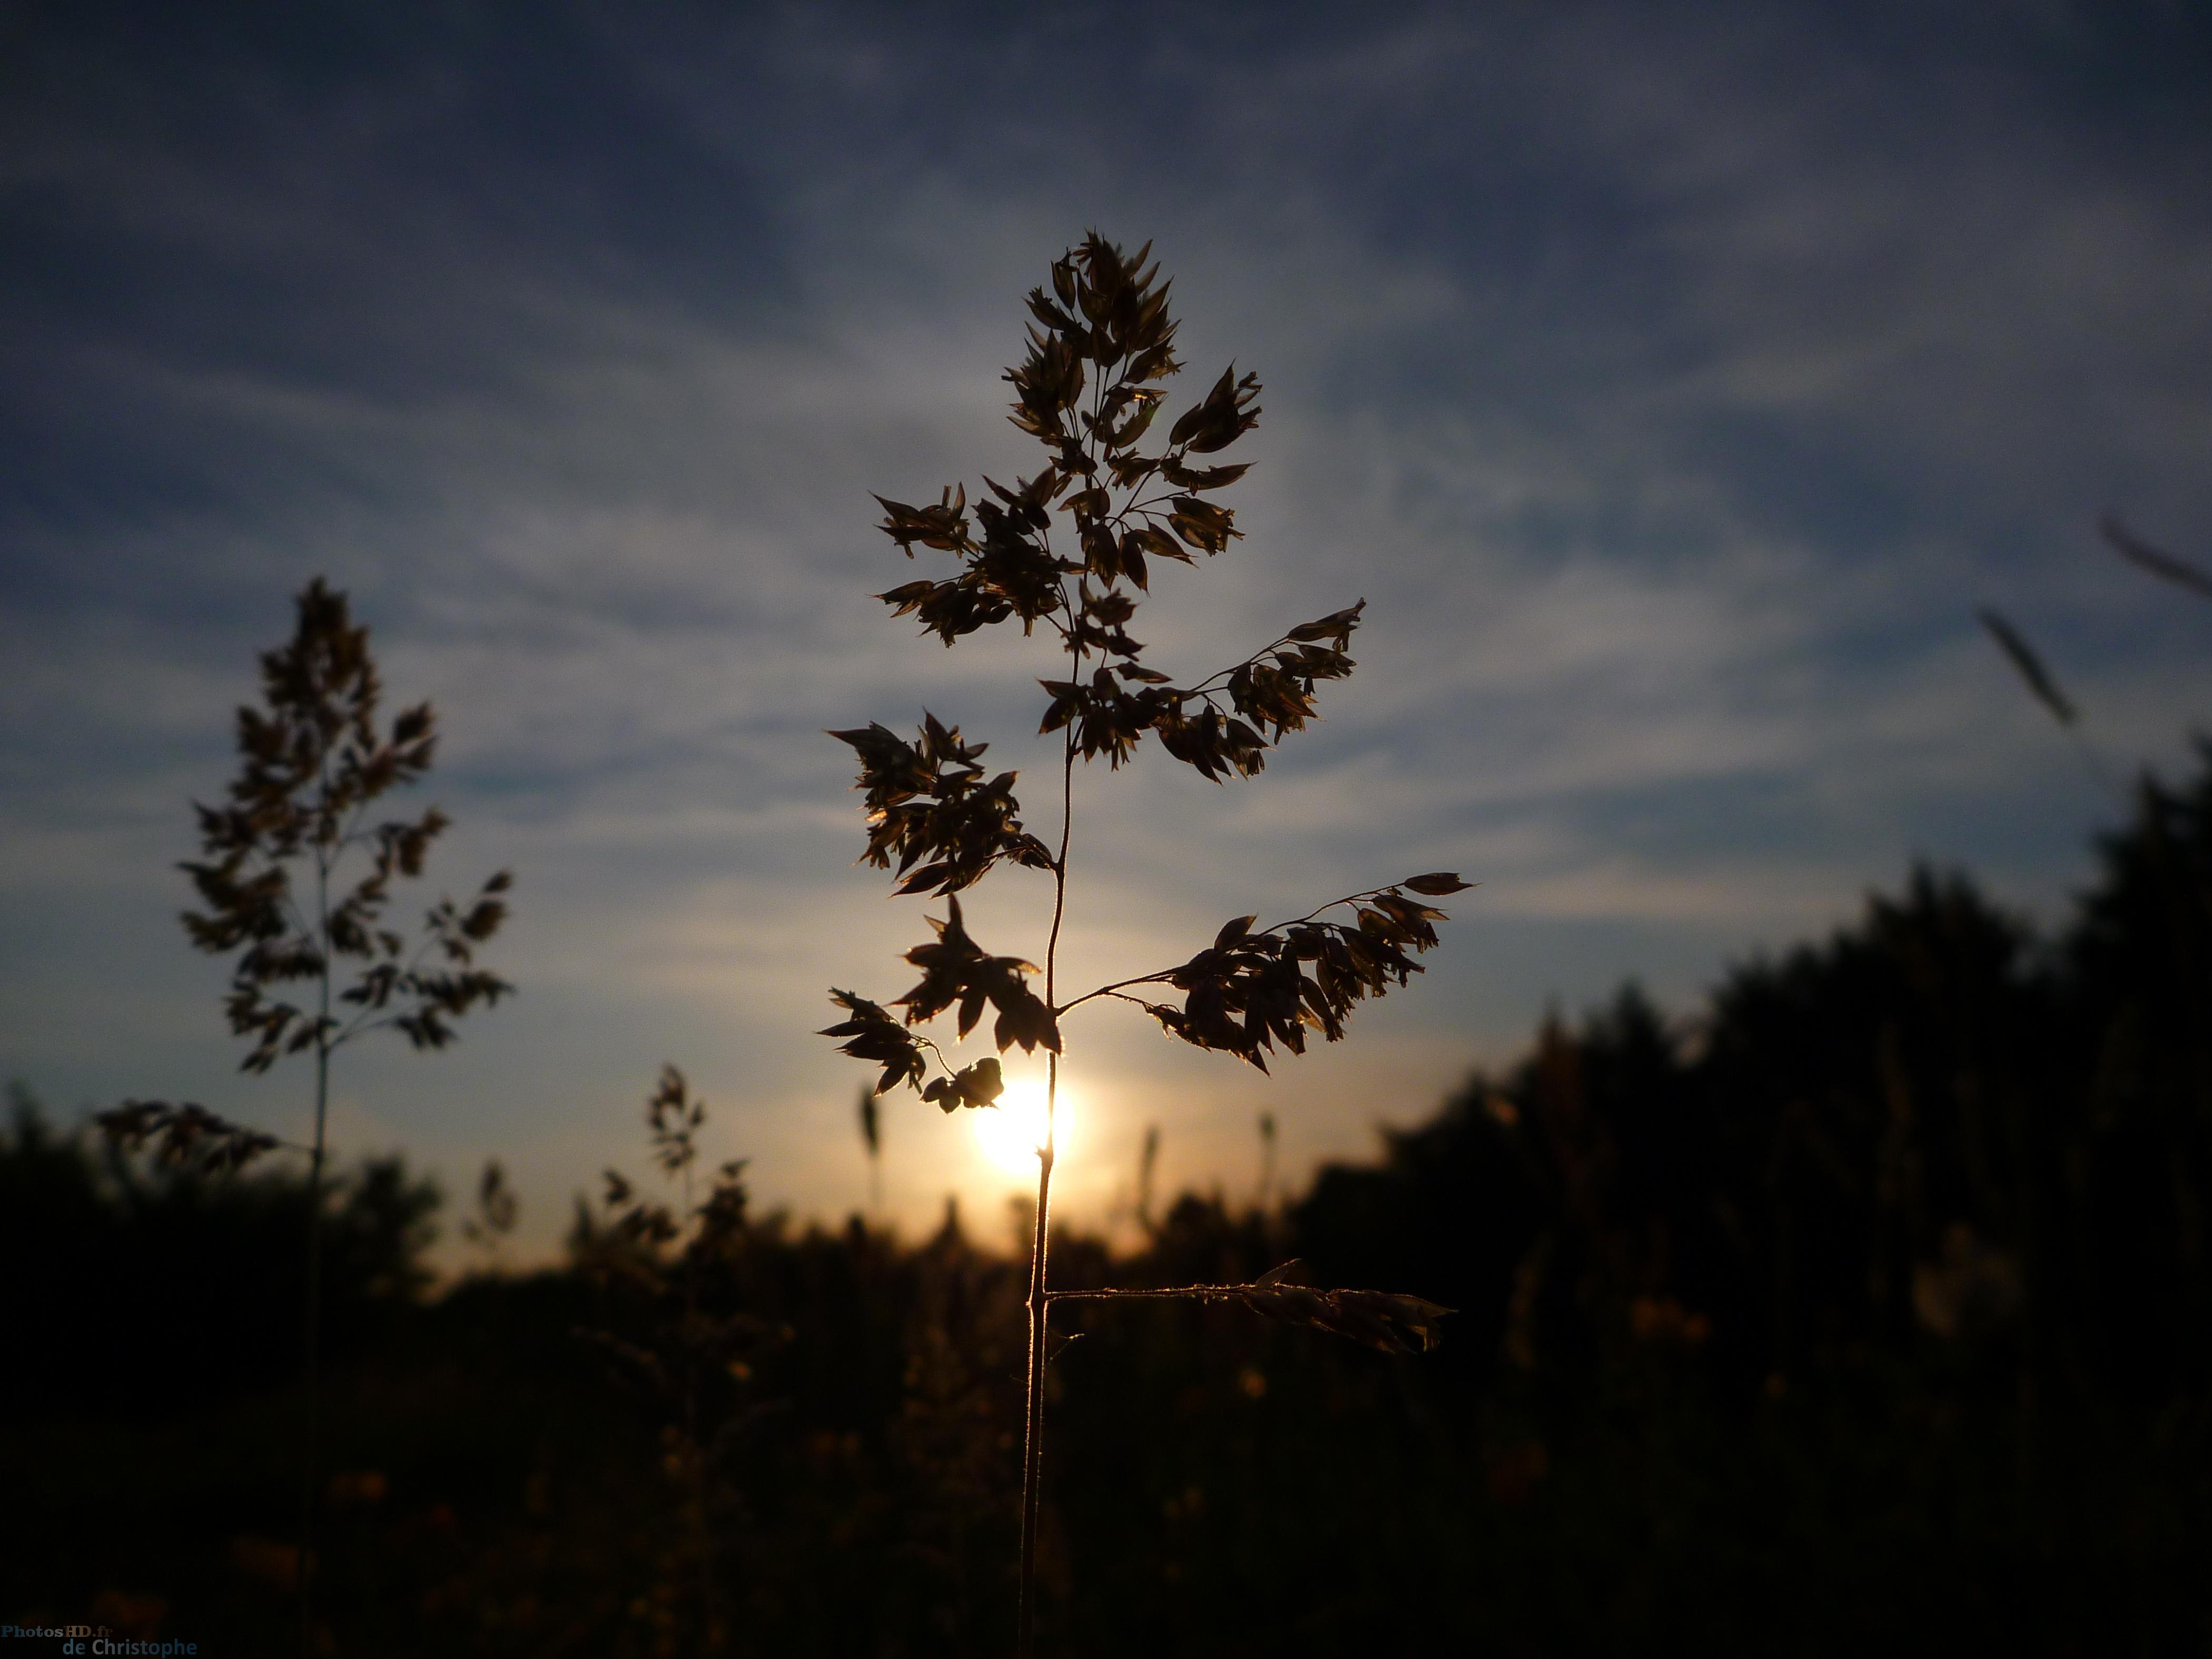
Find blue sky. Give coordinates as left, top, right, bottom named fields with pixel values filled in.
left=5, top=1, right=2210, bottom=1257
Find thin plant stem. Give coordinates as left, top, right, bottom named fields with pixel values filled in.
left=684, top=1158, right=716, bottom=1652
left=1046, top=1283, right=1277, bottom=1305
left=300, top=841, right=330, bottom=1656
left=1017, top=1080, right=1055, bottom=1657
left=1018, top=708, right=1077, bottom=1657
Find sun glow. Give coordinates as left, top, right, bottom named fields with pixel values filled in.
left=971, top=1073, right=1075, bottom=1178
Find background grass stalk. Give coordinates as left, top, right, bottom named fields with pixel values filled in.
left=151, top=578, right=514, bottom=1655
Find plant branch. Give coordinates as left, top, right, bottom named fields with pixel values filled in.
left=1182, top=627, right=1308, bottom=696
left=1260, top=884, right=1411, bottom=934
left=1054, top=886, right=1409, bottom=1018
left=1044, top=1284, right=1262, bottom=1303
left=328, top=924, right=445, bottom=1048
left=1054, top=972, right=1176, bottom=1018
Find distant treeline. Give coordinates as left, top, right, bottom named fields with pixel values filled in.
left=5, top=752, right=2209, bottom=1654
left=1301, top=758, right=2212, bottom=1414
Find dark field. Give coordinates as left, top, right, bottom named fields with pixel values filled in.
left=8, top=756, right=2212, bottom=1656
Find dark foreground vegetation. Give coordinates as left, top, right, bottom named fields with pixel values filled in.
left=8, top=754, right=2212, bottom=1656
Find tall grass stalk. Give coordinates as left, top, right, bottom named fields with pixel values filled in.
left=820, top=235, right=1461, bottom=1652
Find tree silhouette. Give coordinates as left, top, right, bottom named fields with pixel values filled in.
left=821, top=234, right=1461, bottom=1653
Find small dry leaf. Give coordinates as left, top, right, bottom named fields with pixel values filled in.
left=922, top=1055, right=1007, bottom=1112
left=1403, top=872, right=1474, bottom=896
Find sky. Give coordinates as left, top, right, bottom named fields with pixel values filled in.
left=5, top=0, right=2210, bottom=1261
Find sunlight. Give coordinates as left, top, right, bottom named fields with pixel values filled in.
left=970, top=1071, right=1075, bottom=1178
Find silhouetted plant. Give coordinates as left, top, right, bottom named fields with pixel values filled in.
left=572, top=1065, right=778, bottom=1655
left=460, top=1158, right=520, bottom=1271
left=858, top=1082, right=884, bottom=1212
left=819, top=233, right=1461, bottom=1652
left=1979, top=608, right=2079, bottom=728
left=96, top=1097, right=295, bottom=1176
left=1134, top=1122, right=1161, bottom=1239
left=168, top=577, right=512, bottom=1651
left=2102, top=513, right=2212, bottom=601
left=1979, top=514, right=2210, bottom=766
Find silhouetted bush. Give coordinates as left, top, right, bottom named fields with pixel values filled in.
left=0, top=1090, right=438, bottom=1411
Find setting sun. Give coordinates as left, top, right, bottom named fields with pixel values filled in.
left=970, top=1073, right=1075, bottom=1177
